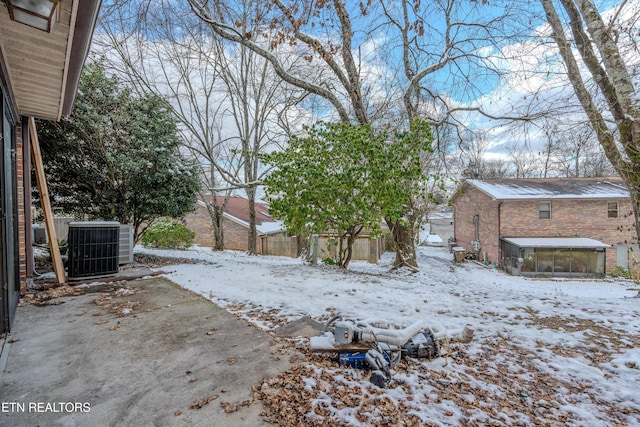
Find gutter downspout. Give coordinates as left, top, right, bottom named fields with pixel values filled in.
left=498, top=201, right=502, bottom=236
left=60, top=0, right=103, bottom=118
left=498, top=201, right=503, bottom=267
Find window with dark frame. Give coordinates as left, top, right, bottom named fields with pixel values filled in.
left=608, top=201, right=619, bottom=218
left=539, top=201, right=551, bottom=219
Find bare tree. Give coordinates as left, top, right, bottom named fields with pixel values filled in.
left=506, top=141, right=537, bottom=178
left=218, top=44, right=298, bottom=253
left=186, top=0, right=523, bottom=269
left=548, top=121, right=615, bottom=177
left=539, top=0, right=640, bottom=242
left=538, top=122, right=560, bottom=178
left=564, top=123, right=595, bottom=177
left=456, top=131, right=511, bottom=179
left=96, top=0, right=300, bottom=253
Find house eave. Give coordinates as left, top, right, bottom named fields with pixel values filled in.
left=0, top=0, right=102, bottom=121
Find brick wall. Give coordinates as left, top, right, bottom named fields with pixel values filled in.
left=500, top=198, right=635, bottom=271
left=452, top=185, right=501, bottom=264
left=499, top=198, right=634, bottom=240
left=223, top=219, right=250, bottom=251
left=187, top=204, right=215, bottom=247
left=185, top=204, right=252, bottom=252
left=17, top=121, right=27, bottom=293
left=453, top=183, right=636, bottom=272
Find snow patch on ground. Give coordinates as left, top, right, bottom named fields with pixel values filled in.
left=136, top=244, right=640, bottom=425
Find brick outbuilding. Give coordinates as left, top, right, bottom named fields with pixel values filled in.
left=186, top=196, right=298, bottom=257
left=186, top=195, right=384, bottom=262
left=451, top=178, right=636, bottom=277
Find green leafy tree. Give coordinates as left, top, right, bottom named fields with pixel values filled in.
left=262, top=121, right=432, bottom=269
left=35, top=61, right=199, bottom=242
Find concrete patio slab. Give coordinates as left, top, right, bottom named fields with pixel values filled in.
left=0, top=277, right=294, bottom=426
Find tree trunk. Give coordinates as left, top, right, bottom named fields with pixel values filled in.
left=387, top=219, right=418, bottom=271
left=341, top=233, right=355, bottom=269
left=246, top=186, right=258, bottom=255
left=133, top=219, right=144, bottom=245
left=540, top=0, right=640, bottom=245
left=207, top=202, right=225, bottom=251
left=618, top=173, right=640, bottom=246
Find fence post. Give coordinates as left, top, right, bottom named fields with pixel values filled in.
left=310, top=234, right=319, bottom=265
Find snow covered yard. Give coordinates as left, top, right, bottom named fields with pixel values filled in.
left=137, top=245, right=640, bottom=426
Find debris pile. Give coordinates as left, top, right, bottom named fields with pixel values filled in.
left=20, top=285, right=84, bottom=306
left=93, top=287, right=142, bottom=316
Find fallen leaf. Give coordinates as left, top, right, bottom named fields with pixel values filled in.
left=221, top=401, right=238, bottom=413
left=189, top=395, right=218, bottom=410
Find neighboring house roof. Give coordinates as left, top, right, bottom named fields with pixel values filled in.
left=0, top=0, right=101, bottom=120
left=502, top=237, right=612, bottom=249
left=464, top=177, right=629, bottom=200
left=198, top=196, right=284, bottom=235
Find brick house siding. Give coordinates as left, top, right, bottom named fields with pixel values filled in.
left=453, top=187, right=500, bottom=265
left=17, top=121, right=28, bottom=294
left=452, top=178, right=636, bottom=273
left=187, top=203, right=215, bottom=248
left=187, top=202, right=263, bottom=252
left=186, top=197, right=298, bottom=256
left=186, top=197, right=381, bottom=262
left=223, top=218, right=253, bottom=252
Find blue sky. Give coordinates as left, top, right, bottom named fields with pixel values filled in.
left=95, top=0, right=637, bottom=168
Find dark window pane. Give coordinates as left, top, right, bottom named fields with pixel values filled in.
left=539, top=202, right=551, bottom=219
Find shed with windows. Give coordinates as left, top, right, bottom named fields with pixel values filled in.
left=500, top=237, right=611, bottom=278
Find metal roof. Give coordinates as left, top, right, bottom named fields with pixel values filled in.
left=502, top=237, right=612, bottom=249
left=467, top=178, right=629, bottom=200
